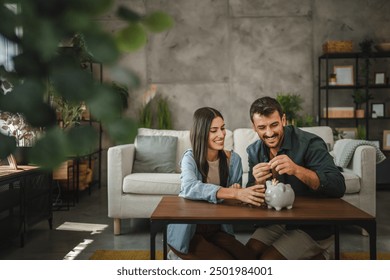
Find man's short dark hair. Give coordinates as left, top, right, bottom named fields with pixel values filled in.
left=249, top=96, right=284, bottom=122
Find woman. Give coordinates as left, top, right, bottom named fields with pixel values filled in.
left=167, top=107, right=265, bottom=260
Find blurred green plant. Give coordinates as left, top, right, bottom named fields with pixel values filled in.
left=139, top=102, right=153, bottom=128
left=137, top=84, right=172, bottom=129
left=111, top=82, right=129, bottom=112
left=352, top=89, right=373, bottom=110
left=356, top=125, right=366, bottom=140
left=138, top=95, right=172, bottom=129
left=157, top=96, right=172, bottom=129
left=296, top=114, right=315, bottom=127
left=0, top=0, right=173, bottom=169
left=276, top=93, right=303, bottom=125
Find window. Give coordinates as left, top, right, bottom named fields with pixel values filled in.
left=0, top=4, right=21, bottom=72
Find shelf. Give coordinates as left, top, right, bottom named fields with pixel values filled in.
left=319, top=117, right=357, bottom=120
left=318, top=51, right=390, bottom=141
left=320, top=52, right=360, bottom=59
left=320, top=85, right=362, bottom=90
left=319, top=117, right=390, bottom=121
left=320, top=52, right=390, bottom=59
left=320, top=85, right=390, bottom=90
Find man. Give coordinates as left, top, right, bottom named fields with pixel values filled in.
left=245, top=96, right=346, bottom=260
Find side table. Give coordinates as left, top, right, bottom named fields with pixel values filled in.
left=0, top=165, right=52, bottom=247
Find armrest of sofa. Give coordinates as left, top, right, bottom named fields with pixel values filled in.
left=107, top=144, right=135, bottom=216
left=342, top=145, right=376, bottom=216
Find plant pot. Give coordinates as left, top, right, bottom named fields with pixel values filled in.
left=355, top=109, right=365, bottom=118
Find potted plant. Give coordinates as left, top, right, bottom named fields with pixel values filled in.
left=356, top=125, right=366, bottom=140
left=276, top=93, right=303, bottom=125
left=0, top=82, right=40, bottom=164
left=157, top=96, right=172, bottom=129
left=296, top=114, right=315, bottom=127
left=137, top=85, right=173, bottom=129
left=352, top=89, right=373, bottom=118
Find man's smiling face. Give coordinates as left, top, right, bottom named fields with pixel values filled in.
left=252, top=111, right=286, bottom=149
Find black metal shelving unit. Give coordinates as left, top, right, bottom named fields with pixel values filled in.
left=51, top=60, right=103, bottom=211
left=318, top=51, right=390, bottom=142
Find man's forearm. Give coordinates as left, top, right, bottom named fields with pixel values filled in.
left=294, top=166, right=320, bottom=190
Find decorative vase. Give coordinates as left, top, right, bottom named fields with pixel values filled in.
left=355, top=109, right=365, bottom=118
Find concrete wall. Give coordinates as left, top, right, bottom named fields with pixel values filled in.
left=97, top=0, right=390, bottom=186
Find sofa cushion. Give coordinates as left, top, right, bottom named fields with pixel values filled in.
left=300, top=126, right=334, bottom=151
left=123, top=173, right=181, bottom=195
left=133, top=135, right=178, bottom=173
left=138, top=128, right=190, bottom=172
left=233, top=128, right=258, bottom=173
left=137, top=128, right=233, bottom=172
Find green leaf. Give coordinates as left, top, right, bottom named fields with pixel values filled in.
left=1, top=79, right=45, bottom=113
left=51, top=66, right=95, bottom=102
left=116, top=6, right=142, bottom=22
left=0, top=134, right=16, bottom=159
left=116, top=23, right=147, bottom=52
left=23, top=103, right=57, bottom=128
left=29, top=127, right=69, bottom=170
left=86, top=86, right=122, bottom=122
left=0, top=4, right=20, bottom=40
left=142, top=12, right=174, bottom=33
left=104, top=118, right=138, bottom=144
left=23, top=19, right=60, bottom=61
left=13, top=52, right=47, bottom=77
left=60, top=10, right=95, bottom=32
left=107, top=66, right=140, bottom=89
left=66, top=126, right=98, bottom=156
left=69, top=0, right=114, bottom=15
left=83, top=31, right=119, bottom=64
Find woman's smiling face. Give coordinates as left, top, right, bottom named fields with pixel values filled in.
left=208, top=116, right=226, bottom=153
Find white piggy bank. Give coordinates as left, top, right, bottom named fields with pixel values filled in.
left=265, top=180, right=295, bottom=211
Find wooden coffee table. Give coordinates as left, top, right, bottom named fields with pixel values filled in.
left=150, top=196, right=376, bottom=260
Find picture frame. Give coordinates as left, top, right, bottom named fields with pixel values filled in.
left=383, top=130, right=390, bottom=150
left=335, top=127, right=357, bottom=139
left=375, top=72, right=386, bottom=85
left=7, top=154, right=18, bottom=170
left=334, top=65, right=354, bottom=86
left=371, top=103, right=385, bottom=118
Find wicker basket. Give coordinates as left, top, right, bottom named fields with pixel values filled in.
left=323, top=40, right=353, bottom=53
left=53, top=160, right=93, bottom=191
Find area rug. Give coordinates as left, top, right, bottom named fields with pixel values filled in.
left=340, top=252, right=390, bottom=260
left=89, top=250, right=163, bottom=260
left=89, top=250, right=390, bottom=260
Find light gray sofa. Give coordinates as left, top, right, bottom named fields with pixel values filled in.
left=107, top=127, right=376, bottom=235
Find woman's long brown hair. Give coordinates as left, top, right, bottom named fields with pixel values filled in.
left=190, top=107, right=228, bottom=187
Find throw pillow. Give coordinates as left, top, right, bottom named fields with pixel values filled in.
left=133, top=135, right=178, bottom=173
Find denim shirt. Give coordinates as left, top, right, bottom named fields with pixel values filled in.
left=167, top=149, right=243, bottom=254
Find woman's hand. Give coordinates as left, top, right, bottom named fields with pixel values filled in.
left=235, top=185, right=265, bottom=207
left=229, top=183, right=242, bottom=189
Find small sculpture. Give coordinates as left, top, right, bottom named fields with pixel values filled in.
left=265, top=179, right=295, bottom=211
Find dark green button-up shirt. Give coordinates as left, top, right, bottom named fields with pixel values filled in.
left=246, top=125, right=346, bottom=240
left=247, top=125, right=345, bottom=197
